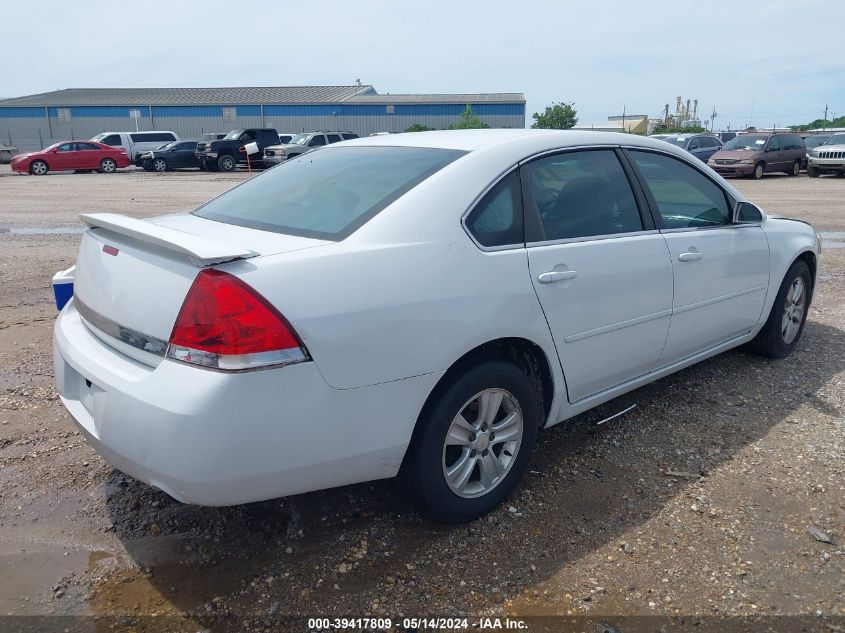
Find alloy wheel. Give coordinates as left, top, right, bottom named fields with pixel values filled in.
left=781, top=277, right=805, bottom=344
left=442, top=388, right=523, bottom=498
left=101, top=159, right=116, bottom=173
left=153, top=158, right=167, bottom=172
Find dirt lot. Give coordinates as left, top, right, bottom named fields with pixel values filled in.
left=0, top=165, right=843, bottom=632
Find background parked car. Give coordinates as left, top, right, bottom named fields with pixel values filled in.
left=262, top=131, right=359, bottom=165
left=11, top=141, right=129, bottom=175
left=140, top=140, right=200, bottom=172
left=803, top=133, right=831, bottom=163
left=199, top=132, right=227, bottom=143
left=90, top=131, right=179, bottom=165
left=0, top=143, right=18, bottom=163
left=807, top=133, right=845, bottom=178
left=708, top=132, right=805, bottom=179
left=659, top=133, right=723, bottom=162
left=278, top=133, right=296, bottom=144
left=195, top=128, right=279, bottom=171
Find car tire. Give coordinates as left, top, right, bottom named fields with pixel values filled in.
left=198, top=162, right=207, bottom=171
left=98, top=158, right=117, bottom=174
left=29, top=160, right=48, bottom=175
left=787, top=160, right=800, bottom=176
left=748, top=259, right=811, bottom=359
left=402, top=360, right=540, bottom=523
left=152, top=157, right=168, bottom=172
left=807, top=165, right=819, bottom=178
left=217, top=155, right=236, bottom=172
left=750, top=162, right=765, bottom=180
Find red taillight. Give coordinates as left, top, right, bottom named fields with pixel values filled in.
left=167, top=269, right=308, bottom=370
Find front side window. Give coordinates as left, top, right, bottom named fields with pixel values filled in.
left=629, top=150, right=731, bottom=229
left=57, top=143, right=75, bottom=152
left=687, top=138, right=700, bottom=150
left=194, top=146, right=465, bottom=240
left=465, top=170, right=522, bottom=247
left=767, top=136, right=781, bottom=152
left=524, top=150, right=643, bottom=241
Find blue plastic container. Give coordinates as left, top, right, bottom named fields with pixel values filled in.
left=52, top=267, right=75, bottom=311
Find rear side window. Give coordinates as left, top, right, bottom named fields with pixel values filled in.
left=327, top=134, right=342, bottom=143
left=76, top=142, right=100, bottom=150
left=465, top=171, right=523, bottom=247
left=629, top=150, right=730, bottom=229
left=131, top=132, right=175, bottom=143
left=101, top=134, right=122, bottom=146
left=309, top=135, right=327, bottom=146
left=194, top=146, right=465, bottom=240
left=342, top=133, right=359, bottom=140
left=524, top=149, right=643, bottom=241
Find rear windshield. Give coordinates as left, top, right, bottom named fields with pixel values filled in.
left=193, top=146, right=466, bottom=240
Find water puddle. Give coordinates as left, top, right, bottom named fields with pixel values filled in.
left=0, top=226, right=85, bottom=235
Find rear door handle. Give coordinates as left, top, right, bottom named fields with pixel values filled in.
left=537, top=270, right=578, bottom=284
left=678, top=251, right=703, bottom=262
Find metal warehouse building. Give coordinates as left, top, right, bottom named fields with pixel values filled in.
left=0, top=85, right=526, bottom=151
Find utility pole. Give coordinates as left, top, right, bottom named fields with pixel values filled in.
left=622, top=105, right=626, bottom=133
left=823, top=104, right=829, bottom=131
left=710, top=106, right=717, bottom=133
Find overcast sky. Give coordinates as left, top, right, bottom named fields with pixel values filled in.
left=2, top=1, right=843, bottom=129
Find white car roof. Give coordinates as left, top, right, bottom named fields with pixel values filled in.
left=342, top=128, right=677, bottom=153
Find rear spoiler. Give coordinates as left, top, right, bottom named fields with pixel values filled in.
left=79, top=213, right=258, bottom=266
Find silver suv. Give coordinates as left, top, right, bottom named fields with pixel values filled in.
left=263, top=131, right=359, bottom=165
left=807, top=133, right=845, bottom=177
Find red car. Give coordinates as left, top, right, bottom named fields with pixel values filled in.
left=11, top=141, right=129, bottom=175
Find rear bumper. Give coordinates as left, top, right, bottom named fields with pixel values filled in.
left=54, top=300, right=439, bottom=505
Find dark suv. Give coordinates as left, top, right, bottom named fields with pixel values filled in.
left=195, top=128, right=279, bottom=171
left=707, top=132, right=806, bottom=179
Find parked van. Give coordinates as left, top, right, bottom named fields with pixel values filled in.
left=90, top=131, right=179, bottom=164
left=707, top=132, right=805, bottom=179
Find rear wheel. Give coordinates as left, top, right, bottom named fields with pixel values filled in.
left=30, top=160, right=48, bottom=175
left=152, top=157, right=168, bottom=172
left=402, top=361, right=539, bottom=523
left=99, top=158, right=117, bottom=173
left=750, top=162, right=765, bottom=180
left=788, top=160, right=800, bottom=176
left=807, top=165, right=820, bottom=178
left=217, top=154, right=236, bottom=172
left=749, top=260, right=811, bottom=359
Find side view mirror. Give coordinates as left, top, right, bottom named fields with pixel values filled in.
left=735, top=201, right=763, bottom=223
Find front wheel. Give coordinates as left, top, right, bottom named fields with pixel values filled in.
left=99, top=158, right=117, bottom=173
left=750, top=162, right=765, bottom=180
left=30, top=160, right=48, bottom=175
left=217, top=154, right=236, bottom=172
left=807, top=166, right=819, bottom=178
left=749, top=260, right=811, bottom=359
left=402, top=361, right=540, bottom=523
left=152, top=157, right=168, bottom=172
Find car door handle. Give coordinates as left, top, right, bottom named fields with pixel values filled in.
left=678, top=251, right=703, bottom=262
left=537, top=270, right=578, bottom=284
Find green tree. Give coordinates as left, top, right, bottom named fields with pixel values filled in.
left=448, top=105, right=489, bottom=130
left=404, top=123, right=434, bottom=132
left=531, top=102, right=578, bottom=129
left=651, top=124, right=706, bottom=135
left=792, top=115, right=845, bottom=131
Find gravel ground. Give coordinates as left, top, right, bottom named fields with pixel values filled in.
left=0, top=165, right=843, bottom=632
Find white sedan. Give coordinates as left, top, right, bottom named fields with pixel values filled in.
left=53, top=130, right=820, bottom=522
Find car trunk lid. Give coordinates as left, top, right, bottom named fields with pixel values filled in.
left=72, top=213, right=329, bottom=364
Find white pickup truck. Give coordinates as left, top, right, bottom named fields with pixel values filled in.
left=90, top=131, right=180, bottom=165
